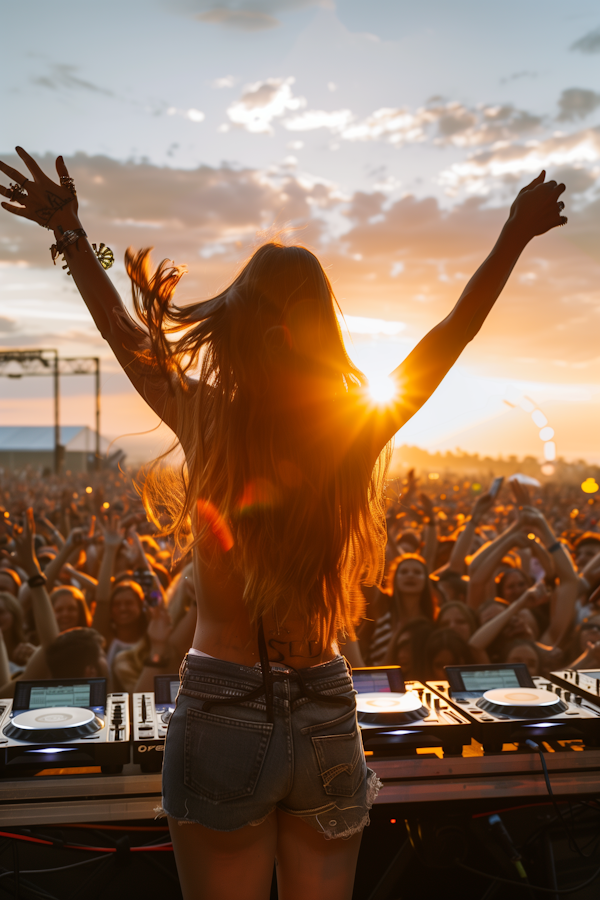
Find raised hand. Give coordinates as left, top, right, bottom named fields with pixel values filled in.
left=12, top=508, right=42, bottom=578
left=508, top=171, right=567, bottom=238
left=0, top=148, right=78, bottom=230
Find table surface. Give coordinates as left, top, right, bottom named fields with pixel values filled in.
left=1, top=741, right=598, bottom=827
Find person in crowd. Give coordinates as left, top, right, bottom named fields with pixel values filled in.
left=424, top=628, right=475, bottom=681
left=364, top=553, right=434, bottom=666
left=0, top=568, right=21, bottom=597
left=0, top=145, right=566, bottom=899
left=45, top=627, right=108, bottom=680
left=503, top=638, right=541, bottom=677
left=384, top=617, right=433, bottom=682
left=435, top=601, right=479, bottom=643
left=50, top=585, right=92, bottom=632
left=0, top=591, right=35, bottom=671
left=564, top=614, right=600, bottom=670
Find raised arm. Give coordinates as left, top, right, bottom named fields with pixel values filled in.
left=369, top=173, right=567, bottom=454
left=0, top=149, right=182, bottom=434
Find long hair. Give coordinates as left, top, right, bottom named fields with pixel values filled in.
left=383, top=553, right=434, bottom=622
left=125, top=242, right=390, bottom=643
left=51, top=586, right=92, bottom=629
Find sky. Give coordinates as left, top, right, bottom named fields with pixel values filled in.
left=2, top=0, right=600, bottom=464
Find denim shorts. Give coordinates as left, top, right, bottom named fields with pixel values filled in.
left=161, top=654, right=381, bottom=838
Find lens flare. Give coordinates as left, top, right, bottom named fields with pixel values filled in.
left=236, top=478, right=281, bottom=514
left=367, top=372, right=396, bottom=405
left=196, top=500, right=234, bottom=553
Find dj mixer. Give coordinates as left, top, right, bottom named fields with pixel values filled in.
left=0, top=678, right=130, bottom=774
left=427, top=663, right=600, bottom=753
left=132, top=674, right=179, bottom=771
left=549, top=668, right=600, bottom=710
left=353, top=666, right=472, bottom=756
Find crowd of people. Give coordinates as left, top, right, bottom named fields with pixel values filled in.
left=1, top=465, right=600, bottom=696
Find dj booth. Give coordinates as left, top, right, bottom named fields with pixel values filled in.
left=2, top=664, right=600, bottom=899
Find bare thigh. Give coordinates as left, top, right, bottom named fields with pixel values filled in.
left=168, top=813, right=277, bottom=900
left=168, top=810, right=362, bottom=900
left=275, top=809, right=362, bottom=900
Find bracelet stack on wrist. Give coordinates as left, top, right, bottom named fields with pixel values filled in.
left=50, top=228, right=114, bottom=276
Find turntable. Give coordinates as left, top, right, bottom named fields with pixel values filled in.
left=0, top=678, right=130, bottom=774
left=353, top=666, right=472, bottom=756
left=427, top=664, right=600, bottom=753
left=132, top=674, right=179, bottom=771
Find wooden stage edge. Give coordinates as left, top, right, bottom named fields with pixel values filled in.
left=0, top=744, right=599, bottom=827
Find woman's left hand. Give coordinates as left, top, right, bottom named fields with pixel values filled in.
left=0, top=148, right=78, bottom=230
left=508, top=171, right=567, bottom=238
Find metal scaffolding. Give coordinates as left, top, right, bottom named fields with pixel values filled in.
left=0, top=349, right=101, bottom=474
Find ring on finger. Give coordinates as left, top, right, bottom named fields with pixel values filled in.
left=558, top=201, right=565, bottom=212
left=8, top=181, right=27, bottom=202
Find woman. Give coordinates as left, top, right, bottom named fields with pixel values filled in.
left=51, top=585, right=92, bottom=633
left=496, top=567, right=531, bottom=602
left=0, top=148, right=566, bottom=900
left=366, top=553, right=434, bottom=665
left=384, top=617, right=433, bottom=682
left=0, top=590, right=34, bottom=671
left=435, top=601, right=478, bottom=643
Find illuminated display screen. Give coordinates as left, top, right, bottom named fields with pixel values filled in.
left=460, top=670, right=521, bottom=691
left=29, top=685, right=91, bottom=709
left=353, top=673, right=391, bottom=694
left=584, top=672, right=600, bottom=680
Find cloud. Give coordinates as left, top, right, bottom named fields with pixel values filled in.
left=0, top=317, right=16, bottom=333
left=166, top=106, right=205, bottom=122
left=31, top=63, right=115, bottom=97
left=212, top=75, right=237, bottom=88
left=253, top=96, right=543, bottom=148
left=197, top=8, right=278, bottom=28
left=438, top=127, right=600, bottom=195
left=169, top=0, right=326, bottom=30
left=557, top=88, right=600, bottom=122
left=284, top=108, right=353, bottom=131
left=0, top=152, right=333, bottom=269
left=226, top=77, right=304, bottom=133
left=570, top=26, right=600, bottom=54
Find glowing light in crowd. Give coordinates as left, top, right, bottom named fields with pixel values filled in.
left=505, top=394, right=557, bottom=475
left=428, top=472, right=440, bottom=480
left=102, top=502, right=110, bottom=509
left=367, top=372, right=396, bottom=405
left=85, top=486, right=93, bottom=494
left=196, top=500, right=234, bottom=553
left=581, top=478, right=599, bottom=494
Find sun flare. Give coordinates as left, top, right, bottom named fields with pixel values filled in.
left=366, top=371, right=397, bottom=405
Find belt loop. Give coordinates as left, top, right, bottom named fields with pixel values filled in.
left=257, top=617, right=274, bottom=723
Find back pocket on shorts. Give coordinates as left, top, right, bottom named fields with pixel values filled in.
left=184, top=707, right=273, bottom=803
left=311, top=729, right=365, bottom=798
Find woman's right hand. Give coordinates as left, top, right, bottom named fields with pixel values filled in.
left=0, top=148, right=79, bottom=231
left=508, top=171, right=567, bottom=238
